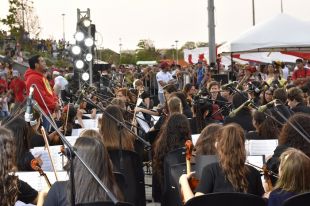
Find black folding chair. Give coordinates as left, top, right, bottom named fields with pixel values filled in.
left=195, top=155, right=218, bottom=179
left=283, top=192, right=310, bottom=206
left=184, top=193, right=266, bottom=206
left=108, top=149, right=146, bottom=206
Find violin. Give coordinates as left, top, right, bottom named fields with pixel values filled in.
left=31, top=159, right=52, bottom=188
left=246, top=162, right=278, bottom=192
left=181, top=140, right=199, bottom=204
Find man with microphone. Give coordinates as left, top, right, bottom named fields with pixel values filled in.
left=24, top=55, right=58, bottom=130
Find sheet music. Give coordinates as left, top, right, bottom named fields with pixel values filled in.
left=65, top=135, right=79, bottom=146
left=151, top=115, right=160, bottom=125
left=246, top=155, right=265, bottom=168
left=16, top=171, right=69, bottom=191
left=246, top=139, right=278, bottom=157
left=191, top=134, right=200, bottom=146
left=83, top=113, right=102, bottom=120
left=136, top=112, right=150, bottom=133
left=71, top=128, right=99, bottom=136
left=30, top=146, right=65, bottom=171
left=75, top=119, right=98, bottom=129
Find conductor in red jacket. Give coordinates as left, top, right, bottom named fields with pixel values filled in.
left=24, top=55, right=58, bottom=130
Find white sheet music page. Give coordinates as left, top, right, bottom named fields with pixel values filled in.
left=30, top=146, right=65, bottom=171
left=16, top=171, right=69, bottom=191
left=246, top=139, right=278, bottom=157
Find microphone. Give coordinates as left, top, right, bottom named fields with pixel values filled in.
left=25, top=85, right=34, bottom=123
left=229, top=99, right=252, bottom=117
left=221, top=81, right=238, bottom=90
left=257, top=99, right=278, bottom=112
left=74, top=90, right=85, bottom=109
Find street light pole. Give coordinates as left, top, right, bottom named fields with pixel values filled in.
left=171, top=44, right=175, bottom=62
left=281, top=0, right=284, bottom=13
left=119, top=38, right=122, bottom=64
left=252, top=0, right=256, bottom=26
left=175, top=40, right=178, bottom=65
left=62, top=13, right=66, bottom=41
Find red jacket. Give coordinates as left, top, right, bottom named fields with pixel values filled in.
left=24, top=68, right=58, bottom=114
left=9, top=77, right=26, bottom=103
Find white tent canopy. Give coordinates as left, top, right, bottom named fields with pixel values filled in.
left=218, top=14, right=310, bottom=54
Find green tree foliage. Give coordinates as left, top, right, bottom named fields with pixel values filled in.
left=1, top=0, right=21, bottom=36
left=196, top=41, right=209, bottom=47
left=98, top=48, right=120, bottom=65
left=181, top=41, right=196, bottom=50
left=120, top=52, right=136, bottom=64
left=136, top=39, right=161, bottom=62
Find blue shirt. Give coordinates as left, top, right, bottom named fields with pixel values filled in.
left=268, top=189, right=296, bottom=206
left=197, top=67, right=205, bottom=85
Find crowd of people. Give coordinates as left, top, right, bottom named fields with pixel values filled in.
left=0, top=54, right=310, bottom=206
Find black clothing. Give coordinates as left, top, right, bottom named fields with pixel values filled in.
left=246, top=131, right=277, bottom=140
left=18, top=151, right=35, bottom=171
left=30, top=134, right=51, bottom=148
left=269, top=104, right=293, bottom=127
left=196, top=162, right=264, bottom=196
left=214, top=95, right=230, bottom=117
left=18, top=179, right=38, bottom=204
left=292, top=103, right=310, bottom=114
left=266, top=145, right=289, bottom=185
left=224, top=109, right=255, bottom=132
left=44, top=181, right=68, bottom=206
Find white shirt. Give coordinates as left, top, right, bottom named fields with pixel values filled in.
left=156, top=70, right=173, bottom=93
left=282, top=66, right=289, bottom=80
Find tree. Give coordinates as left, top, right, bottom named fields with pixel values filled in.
left=1, top=0, right=40, bottom=41
left=181, top=41, right=196, bottom=50
left=136, top=39, right=161, bottom=62
left=120, top=52, right=136, bottom=64
left=196, top=41, right=209, bottom=47
left=1, top=0, right=21, bottom=37
left=137, top=39, right=155, bottom=49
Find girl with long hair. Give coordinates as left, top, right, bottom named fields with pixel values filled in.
left=0, top=127, right=39, bottom=205
left=246, top=110, right=279, bottom=140
left=266, top=113, right=310, bottom=180
left=98, top=105, right=135, bottom=151
left=5, top=117, right=37, bottom=171
left=44, top=132, right=123, bottom=205
left=194, top=123, right=223, bottom=156
left=268, top=148, right=310, bottom=206
left=152, top=113, right=191, bottom=202
left=179, top=123, right=264, bottom=203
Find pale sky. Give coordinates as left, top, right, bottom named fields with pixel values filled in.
left=1, top=0, right=310, bottom=52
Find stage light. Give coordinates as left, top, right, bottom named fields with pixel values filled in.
left=83, top=19, right=91, bottom=27
left=82, top=72, right=90, bottom=81
left=75, top=31, right=85, bottom=41
left=75, top=60, right=85, bottom=69
left=71, top=45, right=81, bottom=55
left=85, top=53, right=93, bottom=62
left=84, top=37, right=94, bottom=47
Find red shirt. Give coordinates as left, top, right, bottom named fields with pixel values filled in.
left=0, top=79, right=8, bottom=94
left=9, top=77, right=26, bottom=103
left=292, top=68, right=310, bottom=80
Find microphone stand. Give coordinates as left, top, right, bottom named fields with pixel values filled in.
left=83, top=97, right=152, bottom=150
left=32, top=101, right=119, bottom=205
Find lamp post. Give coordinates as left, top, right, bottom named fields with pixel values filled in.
left=175, top=40, right=178, bottom=64
left=171, top=44, right=175, bottom=62
left=281, top=0, right=284, bottom=13
left=62, top=13, right=66, bottom=41
left=119, top=38, right=122, bottom=64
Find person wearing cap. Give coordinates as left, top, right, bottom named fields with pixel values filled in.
left=9, top=70, right=26, bottom=110
left=156, top=62, right=174, bottom=105
left=292, top=58, right=310, bottom=87
left=196, top=60, right=206, bottom=88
